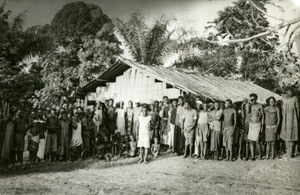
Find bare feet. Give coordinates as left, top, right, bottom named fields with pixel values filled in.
left=138, top=159, right=143, bottom=164
left=144, top=160, right=148, bottom=164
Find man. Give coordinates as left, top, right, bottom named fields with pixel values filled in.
left=45, top=109, right=60, bottom=162
left=107, top=99, right=116, bottom=136
left=82, top=113, right=96, bottom=158
left=209, top=101, right=223, bottom=160
left=247, top=93, right=264, bottom=160
left=181, top=101, right=197, bottom=158
left=160, top=96, right=170, bottom=145
left=222, top=99, right=237, bottom=161
left=174, top=96, right=185, bottom=155
left=168, top=99, right=177, bottom=153
left=133, top=100, right=142, bottom=138
left=126, top=101, right=134, bottom=135
left=58, top=112, right=71, bottom=161
left=195, top=102, right=210, bottom=159
left=14, top=110, right=27, bottom=166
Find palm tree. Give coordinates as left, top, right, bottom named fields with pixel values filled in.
left=114, top=12, right=186, bottom=66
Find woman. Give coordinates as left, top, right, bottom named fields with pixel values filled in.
left=264, top=97, right=280, bottom=159
left=280, top=87, right=299, bottom=158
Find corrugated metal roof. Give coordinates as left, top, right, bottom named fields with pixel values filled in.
left=80, top=56, right=281, bottom=103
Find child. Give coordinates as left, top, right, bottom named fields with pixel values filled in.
left=129, top=134, right=137, bottom=157
left=137, top=105, right=152, bottom=164
left=111, top=132, right=121, bottom=156
left=149, top=104, right=160, bottom=143
left=118, top=135, right=130, bottom=156
left=151, top=138, right=160, bottom=159
left=95, top=135, right=112, bottom=161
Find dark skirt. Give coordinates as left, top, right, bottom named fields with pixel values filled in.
left=174, top=125, right=184, bottom=154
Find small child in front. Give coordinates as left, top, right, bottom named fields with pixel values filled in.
left=137, top=105, right=152, bottom=164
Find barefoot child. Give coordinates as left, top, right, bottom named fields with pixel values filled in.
left=151, top=137, right=160, bottom=158
left=129, top=134, right=137, bottom=157
left=137, top=105, right=152, bottom=164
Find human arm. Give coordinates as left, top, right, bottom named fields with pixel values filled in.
left=259, top=104, right=265, bottom=133
left=276, top=107, right=281, bottom=133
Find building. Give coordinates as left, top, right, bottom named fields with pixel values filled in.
left=78, top=57, right=281, bottom=108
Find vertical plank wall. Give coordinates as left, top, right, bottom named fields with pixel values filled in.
left=86, top=68, right=181, bottom=106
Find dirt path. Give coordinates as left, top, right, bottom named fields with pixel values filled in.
left=1, top=156, right=300, bottom=194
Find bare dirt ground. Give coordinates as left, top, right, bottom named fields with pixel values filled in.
left=0, top=155, right=300, bottom=195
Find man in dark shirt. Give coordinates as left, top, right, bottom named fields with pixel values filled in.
left=45, top=109, right=60, bottom=162
left=14, top=110, right=27, bottom=166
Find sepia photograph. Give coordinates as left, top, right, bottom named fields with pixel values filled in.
left=0, top=0, right=300, bottom=194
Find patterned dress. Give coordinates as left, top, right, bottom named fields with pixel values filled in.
left=280, top=96, right=299, bottom=142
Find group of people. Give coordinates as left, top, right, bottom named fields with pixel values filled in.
left=0, top=87, right=299, bottom=168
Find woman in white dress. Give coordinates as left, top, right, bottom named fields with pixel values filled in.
left=116, top=101, right=127, bottom=135
left=137, top=105, right=152, bottom=164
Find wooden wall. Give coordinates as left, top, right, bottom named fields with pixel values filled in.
left=85, top=68, right=181, bottom=106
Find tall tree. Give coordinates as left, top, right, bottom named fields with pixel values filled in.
left=0, top=3, right=47, bottom=116
left=177, top=0, right=285, bottom=92
left=36, top=2, right=121, bottom=106
left=114, top=12, right=186, bottom=65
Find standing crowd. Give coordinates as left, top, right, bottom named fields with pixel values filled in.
left=0, top=87, right=299, bottom=168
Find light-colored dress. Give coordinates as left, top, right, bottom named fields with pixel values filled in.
left=280, top=96, right=299, bottom=142
left=71, top=121, right=83, bottom=147
left=210, top=109, right=223, bottom=151
left=137, top=115, right=152, bottom=148
left=116, top=108, right=127, bottom=135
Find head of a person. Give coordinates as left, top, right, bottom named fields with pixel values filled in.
left=135, top=101, right=141, bottom=107
left=50, top=109, right=56, bottom=116
left=30, top=111, right=36, bottom=119
left=128, top=100, right=133, bottom=108
left=37, top=109, right=43, bottom=118
left=267, top=96, right=276, bottom=107
left=154, top=101, right=159, bottom=108
left=195, top=96, right=201, bottom=102
left=225, top=99, right=232, bottom=109
left=172, top=99, right=178, bottom=107
left=163, top=96, right=169, bottom=104
left=87, top=113, right=93, bottom=120
left=202, top=103, right=208, bottom=111
left=129, top=134, right=135, bottom=141
left=120, top=101, right=124, bottom=108
left=159, top=101, right=164, bottom=108
left=61, top=112, right=68, bottom=120
left=154, top=137, right=159, bottom=144
left=16, top=110, right=23, bottom=118
left=141, top=105, right=149, bottom=116
left=214, top=101, right=220, bottom=110
left=108, top=99, right=114, bottom=107
left=184, top=101, right=192, bottom=110
left=178, top=96, right=184, bottom=106
left=105, top=100, right=109, bottom=106
left=149, top=104, right=154, bottom=111
left=285, top=87, right=293, bottom=97
left=115, top=132, right=121, bottom=138
left=72, top=113, right=79, bottom=121
left=249, top=93, right=258, bottom=104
